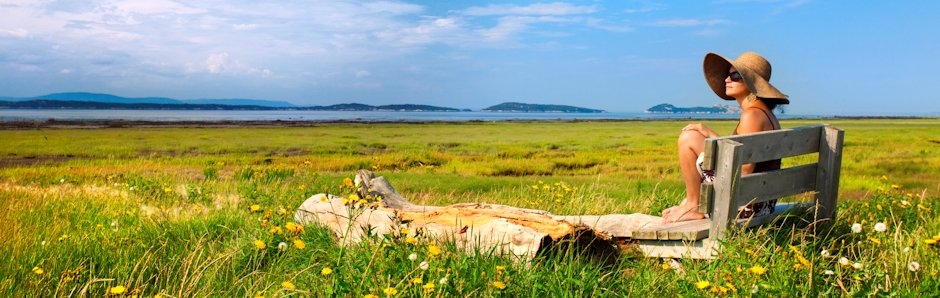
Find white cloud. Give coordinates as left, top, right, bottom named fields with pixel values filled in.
left=206, top=52, right=229, bottom=74
left=0, top=28, right=29, bottom=37
left=462, top=2, right=596, bottom=16
left=651, top=18, right=730, bottom=27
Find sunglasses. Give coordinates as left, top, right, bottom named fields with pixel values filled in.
left=727, top=71, right=743, bottom=82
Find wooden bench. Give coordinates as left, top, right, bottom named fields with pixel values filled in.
left=629, top=124, right=845, bottom=259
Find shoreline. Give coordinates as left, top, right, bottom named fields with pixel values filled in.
left=0, top=115, right=935, bottom=129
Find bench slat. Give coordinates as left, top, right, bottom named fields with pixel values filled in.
left=702, top=125, right=824, bottom=170
left=734, top=163, right=819, bottom=207
left=632, top=219, right=710, bottom=241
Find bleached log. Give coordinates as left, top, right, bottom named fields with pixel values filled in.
left=294, top=170, right=666, bottom=260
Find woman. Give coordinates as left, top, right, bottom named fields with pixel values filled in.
left=661, top=51, right=790, bottom=223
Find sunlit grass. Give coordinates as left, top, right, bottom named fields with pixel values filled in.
left=2, top=119, right=939, bottom=296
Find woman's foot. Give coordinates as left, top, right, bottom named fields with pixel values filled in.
left=661, top=199, right=706, bottom=223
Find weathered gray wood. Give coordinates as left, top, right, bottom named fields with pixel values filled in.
left=815, top=126, right=844, bottom=223
left=631, top=218, right=710, bottom=240
left=718, top=125, right=824, bottom=164
left=709, top=139, right=743, bottom=241
left=632, top=239, right=718, bottom=259
left=697, top=183, right=715, bottom=215
left=734, top=163, right=818, bottom=206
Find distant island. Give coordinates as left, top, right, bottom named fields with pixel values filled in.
left=0, top=92, right=604, bottom=113
left=481, top=102, right=605, bottom=113
left=645, top=103, right=740, bottom=114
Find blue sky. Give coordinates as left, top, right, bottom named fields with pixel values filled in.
left=1, top=1, right=938, bottom=115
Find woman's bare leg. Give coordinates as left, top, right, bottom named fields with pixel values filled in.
left=662, top=130, right=707, bottom=222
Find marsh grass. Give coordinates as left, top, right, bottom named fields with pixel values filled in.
left=2, top=119, right=939, bottom=296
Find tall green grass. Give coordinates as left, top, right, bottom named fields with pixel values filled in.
left=2, top=119, right=939, bottom=296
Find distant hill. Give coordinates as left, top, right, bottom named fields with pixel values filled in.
left=645, top=103, right=739, bottom=114
left=2, top=92, right=296, bottom=108
left=481, top=102, right=605, bottom=113
left=0, top=99, right=463, bottom=112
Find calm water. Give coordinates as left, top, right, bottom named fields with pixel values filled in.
left=0, top=109, right=830, bottom=122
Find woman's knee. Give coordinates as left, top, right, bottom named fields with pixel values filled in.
left=677, top=130, right=705, bottom=147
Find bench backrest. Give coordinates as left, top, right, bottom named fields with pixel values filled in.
left=698, top=124, right=844, bottom=240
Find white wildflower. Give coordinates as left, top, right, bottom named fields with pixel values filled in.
left=439, top=276, right=448, bottom=285
left=838, top=257, right=850, bottom=266
left=853, top=262, right=863, bottom=270
left=908, top=261, right=921, bottom=272
left=408, top=253, right=418, bottom=261
left=904, top=247, right=912, bottom=253
left=874, top=222, right=887, bottom=232
left=751, top=285, right=759, bottom=294
left=820, top=249, right=830, bottom=257
left=419, top=261, right=430, bottom=270
left=851, top=223, right=862, bottom=233
left=277, top=242, right=288, bottom=251
left=823, top=270, right=835, bottom=275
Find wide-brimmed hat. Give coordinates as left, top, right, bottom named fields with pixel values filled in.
left=703, top=52, right=789, bottom=104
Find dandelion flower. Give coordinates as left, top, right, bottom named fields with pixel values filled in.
left=109, top=286, right=126, bottom=295
left=254, top=291, right=264, bottom=298
left=282, top=281, right=296, bottom=290
left=321, top=267, right=333, bottom=276
left=277, top=242, right=288, bottom=251
left=853, top=262, right=863, bottom=270
left=32, top=267, right=44, bottom=275
left=363, top=295, right=379, bottom=298
left=851, top=223, right=862, bottom=233
left=253, top=240, right=266, bottom=250
left=492, top=281, right=506, bottom=290
left=874, top=222, right=887, bottom=232
left=250, top=204, right=261, bottom=212
left=823, top=270, right=835, bottom=275
left=747, top=265, right=767, bottom=276
left=838, top=257, right=850, bottom=266
left=439, top=276, right=448, bottom=285
left=405, top=237, right=418, bottom=244
left=496, top=265, right=505, bottom=272
left=661, top=263, right=671, bottom=270
left=285, top=222, right=304, bottom=234
left=695, top=281, right=710, bottom=289
left=908, top=261, right=921, bottom=272
left=904, top=247, right=911, bottom=253
left=428, top=244, right=441, bottom=256
left=423, top=282, right=435, bottom=293
left=419, top=261, right=430, bottom=270
left=383, top=287, right=398, bottom=296
left=343, top=177, right=354, bottom=188
left=408, top=253, right=418, bottom=261
left=293, top=239, right=305, bottom=249
left=925, top=239, right=937, bottom=245
left=820, top=249, right=830, bottom=257
left=411, top=277, right=423, bottom=285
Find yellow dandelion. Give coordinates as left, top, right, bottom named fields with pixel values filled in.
left=109, top=286, right=127, bottom=295
left=423, top=282, right=435, bottom=293
left=405, top=237, right=418, bottom=244
left=496, top=265, right=505, bottom=272
left=695, top=281, right=710, bottom=289
left=383, top=287, right=398, bottom=296
left=321, top=267, right=333, bottom=276
left=32, top=267, right=44, bottom=275
left=293, top=239, right=305, bottom=249
left=411, top=277, right=423, bottom=284
left=254, top=291, right=264, bottom=298
left=364, top=295, right=379, bottom=298
left=163, top=187, right=172, bottom=193
left=492, top=281, right=506, bottom=290
left=933, top=235, right=940, bottom=241
left=400, top=227, right=411, bottom=235
left=285, top=222, right=304, bottom=234
left=428, top=244, right=442, bottom=256
left=253, top=240, right=266, bottom=250
left=343, top=177, right=354, bottom=188
left=282, top=281, right=296, bottom=290
left=269, top=226, right=282, bottom=234
left=661, top=263, right=671, bottom=270
left=869, top=237, right=882, bottom=245
left=926, top=239, right=937, bottom=245
left=747, top=265, right=767, bottom=276
left=250, top=204, right=261, bottom=212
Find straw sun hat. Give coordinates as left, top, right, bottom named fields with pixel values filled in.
left=703, top=52, right=789, bottom=104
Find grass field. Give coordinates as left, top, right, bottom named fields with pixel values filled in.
left=2, top=118, right=939, bottom=296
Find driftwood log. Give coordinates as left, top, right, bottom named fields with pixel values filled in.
left=294, top=170, right=665, bottom=261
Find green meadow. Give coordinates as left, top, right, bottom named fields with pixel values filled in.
left=2, top=118, right=939, bottom=296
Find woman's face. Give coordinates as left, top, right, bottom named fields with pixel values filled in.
left=724, top=66, right=750, bottom=99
